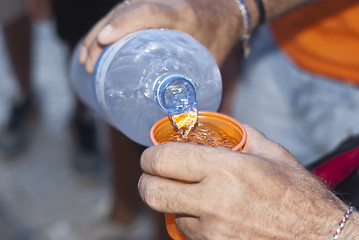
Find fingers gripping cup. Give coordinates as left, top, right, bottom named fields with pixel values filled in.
left=150, top=111, right=247, bottom=240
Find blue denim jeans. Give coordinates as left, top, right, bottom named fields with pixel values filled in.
left=232, top=25, right=359, bottom=166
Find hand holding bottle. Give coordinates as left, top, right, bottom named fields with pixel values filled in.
left=78, top=0, right=243, bottom=73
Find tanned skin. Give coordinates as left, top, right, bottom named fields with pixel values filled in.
left=139, top=126, right=359, bottom=240
left=78, top=0, right=359, bottom=239
left=78, top=0, right=315, bottom=73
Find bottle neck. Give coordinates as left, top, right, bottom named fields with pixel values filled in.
left=156, top=74, right=197, bottom=116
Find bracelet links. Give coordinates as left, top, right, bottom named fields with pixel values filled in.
left=332, top=206, right=355, bottom=240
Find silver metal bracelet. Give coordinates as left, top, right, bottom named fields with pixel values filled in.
left=234, top=0, right=251, bottom=57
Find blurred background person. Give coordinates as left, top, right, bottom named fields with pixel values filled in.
left=0, top=0, right=103, bottom=172
left=0, top=0, right=43, bottom=157
left=232, top=0, right=359, bottom=166
left=51, top=0, right=169, bottom=239
left=0, top=0, right=157, bottom=239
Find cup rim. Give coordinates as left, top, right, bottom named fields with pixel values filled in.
left=150, top=110, right=247, bottom=151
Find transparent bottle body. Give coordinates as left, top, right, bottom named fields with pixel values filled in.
left=70, top=29, right=222, bottom=146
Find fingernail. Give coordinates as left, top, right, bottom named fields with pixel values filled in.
left=79, top=46, right=87, bottom=64
left=98, top=25, right=113, bottom=41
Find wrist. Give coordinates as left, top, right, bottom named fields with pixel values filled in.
left=298, top=200, right=348, bottom=239
left=279, top=175, right=352, bottom=240
left=243, top=0, right=262, bottom=31
left=339, top=211, right=359, bottom=240
left=233, top=0, right=267, bottom=57
left=234, top=0, right=262, bottom=35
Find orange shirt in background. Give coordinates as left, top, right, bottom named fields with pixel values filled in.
left=271, top=0, right=359, bottom=86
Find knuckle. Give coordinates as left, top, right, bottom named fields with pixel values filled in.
left=270, top=141, right=293, bottom=157
left=150, top=144, right=172, bottom=175
left=140, top=177, right=161, bottom=210
left=140, top=3, right=159, bottom=15
left=170, top=187, right=189, bottom=210
left=87, top=41, right=99, bottom=56
left=82, top=37, right=91, bottom=48
left=133, top=2, right=166, bottom=18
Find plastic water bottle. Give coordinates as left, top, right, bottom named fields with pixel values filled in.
left=70, top=29, right=222, bottom=146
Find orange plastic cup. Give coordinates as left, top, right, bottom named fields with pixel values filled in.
left=150, top=111, right=247, bottom=240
